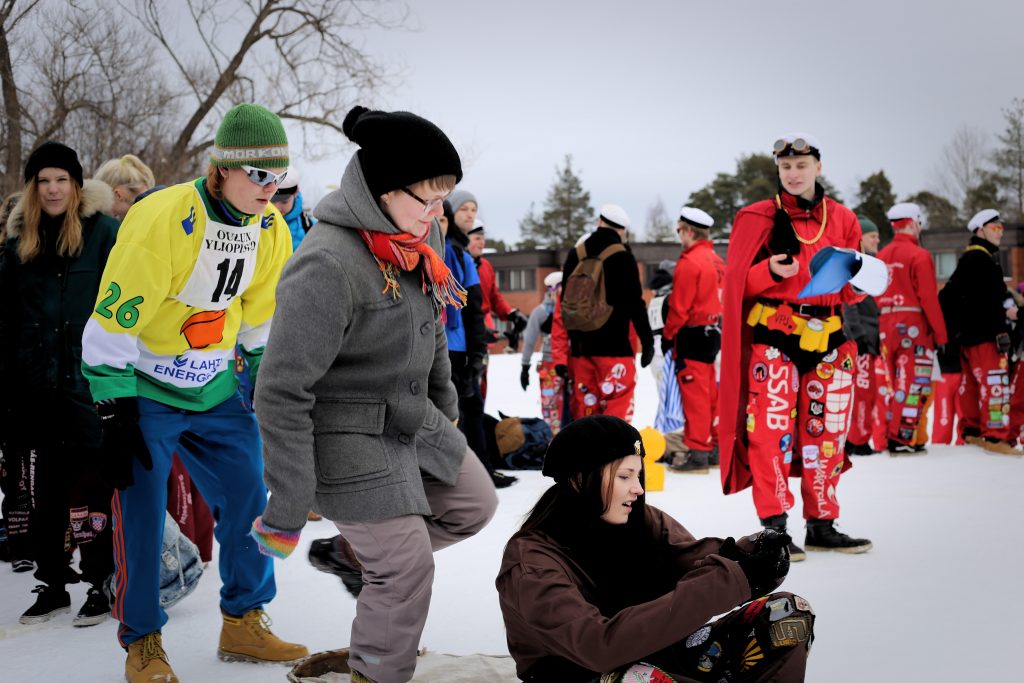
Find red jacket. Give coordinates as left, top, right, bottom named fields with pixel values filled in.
left=475, top=256, right=515, bottom=328
left=719, top=193, right=863, bottom=495
left=663, top=240, right=724, bottom=341
left=875, top=233, right=948, bottom=345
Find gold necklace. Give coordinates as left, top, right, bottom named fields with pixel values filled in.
left=775, top=194, right=828, bottom=245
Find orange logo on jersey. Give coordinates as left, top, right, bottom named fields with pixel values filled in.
left=180, top=310, right=226, bottom=349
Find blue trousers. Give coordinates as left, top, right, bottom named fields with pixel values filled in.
left=111, top=392, right=275, bottom=647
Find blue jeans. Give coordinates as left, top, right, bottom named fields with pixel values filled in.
left=111, top=391, right=274, bottom=647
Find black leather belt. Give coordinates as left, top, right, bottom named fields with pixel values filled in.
left=759, top=298, right=841, bottom=318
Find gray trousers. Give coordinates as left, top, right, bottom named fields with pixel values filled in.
left=336, top=449, right=498, bottom=683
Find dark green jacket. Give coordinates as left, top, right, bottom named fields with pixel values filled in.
left=0, top=180, right=118, bottom=449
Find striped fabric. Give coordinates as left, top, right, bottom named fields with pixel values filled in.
left=655, top=350, right=685, bottom=434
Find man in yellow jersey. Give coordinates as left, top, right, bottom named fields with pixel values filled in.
left=82, top=103, right=306, bottom=683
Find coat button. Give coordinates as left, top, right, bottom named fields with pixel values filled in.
left=399, top=433, right=411, bottom=444
left=410, top=380, right=420, bottom=395
left=420, top=322, right=431, bottom=335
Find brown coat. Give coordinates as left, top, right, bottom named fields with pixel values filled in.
left=496, top=506, right=750, bottom=678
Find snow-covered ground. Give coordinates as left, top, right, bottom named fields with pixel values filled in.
left=1, top=354, right=1021, bottom=681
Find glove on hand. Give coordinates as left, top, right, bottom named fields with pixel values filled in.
left=250, top=516, right=300, bottom=559
left=510, top=309, right=529, bottom=333
left=96, top=397, right=153, bottom=491
left=722, top=528, right=791, bottom=599
left=640, top=343, right=655, bottom=368
left=554, top=364, right=568, bottom=379
left=660, top=335, right=673, bottom=355
left=520, top=365, right=531, bottom=390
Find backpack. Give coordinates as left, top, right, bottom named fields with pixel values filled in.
left=493, top=414, right=552, bottom=470
left=561, top=243, right=625, bottom=332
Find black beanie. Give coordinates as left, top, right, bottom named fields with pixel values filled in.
left=24, top=141, right=84, bottom=187
left=343, top=105, right=463, bottom=199
left=542, top=415, right=645, bottom=482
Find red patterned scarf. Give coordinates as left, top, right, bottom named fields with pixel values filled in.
left=359, top=229, right=467, bottom=310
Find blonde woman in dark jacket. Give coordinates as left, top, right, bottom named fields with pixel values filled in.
left=497, top=416, right=815, bottom=682
left=0, top=142, right=119, bottom=626
left=251, top=106, right=497, bottom=683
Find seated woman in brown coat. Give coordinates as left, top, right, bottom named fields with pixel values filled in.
left=496, top=415, right=814, bottom=682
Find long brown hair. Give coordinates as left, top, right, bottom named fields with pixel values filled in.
left=15, top=176, right=84, bottom=263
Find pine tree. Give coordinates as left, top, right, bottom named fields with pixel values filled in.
left=903, top=190, right=958, bottom=229
left=519, top=155, right=593, bottom=249
left=993, top=97, right=1024, bottom=221
left=854, top=171, right=897, bottom=243
left=644, top=197, right=675, bottom=242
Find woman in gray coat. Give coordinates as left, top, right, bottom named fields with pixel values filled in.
left=249, top=106, right=497, bottom=683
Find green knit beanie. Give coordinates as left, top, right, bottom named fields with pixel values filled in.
left=857, top=214, right=879, bottom=234
left=209, top=103, right=289, bottom=169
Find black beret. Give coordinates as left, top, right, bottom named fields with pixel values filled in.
left=542, top=415, right=645, bottom=482
left=24, top=141, right=83, bottom=187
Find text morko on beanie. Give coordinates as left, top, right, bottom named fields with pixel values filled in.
left=209, top=103, right=289, bottom=169
left=343, top=105, right=463, bottom=199
left=24, top=141, right=84, bottom=187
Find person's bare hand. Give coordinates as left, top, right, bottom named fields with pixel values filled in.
left=768, top=254, right=800, bottom=279
left=1008, top=306, right=1018, bottom=322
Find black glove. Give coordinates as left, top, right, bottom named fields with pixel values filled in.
left=484, top=328, right=501, bottom=345
left=554, top=364, right=568, bottom=379
left=640, top=343, right=655, bottom=368
left=510, top=309, right=529, bottom=333
left=520, top=365, right=531, bottom=391
left=660, top=335, right=673, bottom=355
left=96, top=397, right=153, bottom=491
left=465, top=354, right=485, bottom=395
left=720, top=529, right=791, bottom=600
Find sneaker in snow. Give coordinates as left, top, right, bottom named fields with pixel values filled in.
left=491, top=471, right=518, bottom=488
left=73, top=584, right=111, bottom=627
left=887, top=440, right=919, bottom=456
left=805, top=520, right=872, bottom=554
left=19, top=584, right=71, bottom=624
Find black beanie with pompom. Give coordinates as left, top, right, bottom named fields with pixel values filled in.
left=343, top=105, right=462, bottom=199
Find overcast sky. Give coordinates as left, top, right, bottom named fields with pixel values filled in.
left=298, top=0, right=1023, bottom=244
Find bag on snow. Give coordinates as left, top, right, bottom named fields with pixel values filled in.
left=493, top=413, right=552, bottom=470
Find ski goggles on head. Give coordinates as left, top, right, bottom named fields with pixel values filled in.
left=240, top=165, right=289, bottom=187
left=773, top=137, right=819, bottom=159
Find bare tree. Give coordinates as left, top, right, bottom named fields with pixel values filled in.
left=931, top=124, right=989, bottom=212
left=0, top=0, right=42, bottom=195
left=644, top=196, right=674, bottom=242
left=122, top=0, right=405, bottom=180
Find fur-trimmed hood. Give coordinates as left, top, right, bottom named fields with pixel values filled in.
left=5, top=178, right=115, bottom=239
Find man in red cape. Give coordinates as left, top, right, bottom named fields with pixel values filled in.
left=719, top=133, right=872, bottom=560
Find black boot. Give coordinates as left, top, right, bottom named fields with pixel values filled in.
left=805, top=519, right=872, bottom=554
left=708, top=447, right=720, bottom=467
left=846, top=441, right=877, bottom=456
left=308, top=535, right=364, bottom=598
left=669, top=450, right=710, bottom=474
left=760, top=514, right=806, bottom=562
left=19, top=584, right=71, bottom=624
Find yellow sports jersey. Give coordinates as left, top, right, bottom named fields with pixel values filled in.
left=82, top=178, right=292, bottom=411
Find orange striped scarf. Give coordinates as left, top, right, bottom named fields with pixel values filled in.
left=359, top=229, right=467, bottom=311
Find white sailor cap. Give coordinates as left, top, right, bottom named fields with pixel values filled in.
left=598, top=203, right=630, bottom=230
left=544, top=271, right=563, bottom=288
left=678, top=206, right=714, bottom=229
left=886, top=202, right=922, bottom=223
left=467, top=217, right=485, bottom=235
left=968, top=208, right=1001, bottom=232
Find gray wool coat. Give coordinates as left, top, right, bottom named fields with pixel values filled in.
left=256, top=156, right=465, bottom=532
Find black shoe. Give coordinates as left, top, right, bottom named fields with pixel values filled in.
left=805, top=520, right=872, bottom=554
left=708, top=447, right=720, bottom=467
left=73, top=584, right=111, bottom=627
left=12, top=558, right=34, bottom=573
left=308, top=536, right=364, bottom=598
left=846, top=442, right=876, bottom=456
left=491, top=471, right=519, bottom=488
left=887, top=439, right=918, bottom=456
left=669, top=450, right=710, bottom=474
left=912, top=444, right=928, bottom=454
left=19, top=585, right=71, bottom=624
left=760, top=515, right=806, bottom=562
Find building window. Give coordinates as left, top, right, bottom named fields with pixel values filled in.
left=497, top=268, right=536, bottom=291
left=934, top=252, right=957, bottom=280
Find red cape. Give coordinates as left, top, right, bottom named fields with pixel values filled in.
left=719, top=200, right=775, bottom=495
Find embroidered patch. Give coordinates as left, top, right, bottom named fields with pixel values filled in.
left=686, top=625, right=712, bottom=648
left=769, top=616, right=812, bottom=648
left=793, top=596, right=814, bottom=614
left=806, top=380, right=824, bottom=400
left=753, top=363, right=769, bottom=382
left=779, top=434, right=793, bottom=452
left=767, top=598, right=794, bottom=622
left=741, top=638, right=764, bottom=672
left=815, top=363, right=834, bottom=380
left=823, top=349, right=838, bottom=362
left=89, top=512, right=108, bottom=533
left=697, top=642, right=723, bottom=673
left=765, top=347, right=781, bottom=360
left=805, top=418, right=824, bottom=438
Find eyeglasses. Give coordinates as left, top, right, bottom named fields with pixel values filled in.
left=240, top=165, right=289, bottom=188
left=773, top=138, right=813, bottom=156
left=400, top=187, right=447, bottom=214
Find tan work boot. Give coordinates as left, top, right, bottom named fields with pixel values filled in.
left=125, top=631, right=178, bottom=683
left=983, top=439, right=1021, bottom=456
left=218, top=608, right=308, bottom=664
left=964, top=434, right=985, bottom=447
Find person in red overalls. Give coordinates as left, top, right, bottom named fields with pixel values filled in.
left=842, top=216, right=882, bottom=455
left=939, top=209, right=1020, bottom=455
left=662, top=206, right=724, bottom=473
left=720, top=133, right=872, bottom=561
left=875, top=202, right=948, bottom=454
